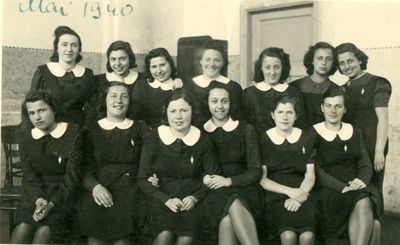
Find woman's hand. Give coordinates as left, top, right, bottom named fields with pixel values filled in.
left=172, top=78, right=184, bottom=90
left=286, top=188, right=309, bottom=203
left=207, top=175, right=232, bottom=189
left=165, top=198, right=184, bottom=213
left=92, top=184, right=113, bottom=207
left=374, top=152, right=386, bottom=172
left=33, top=198, right=54, bottom=221
left=203, top=175, right=212, bottom=186
left=348, top=178, right=366, bottom=191
left=284, top=199, right=301, bottom=212
left=342, top=186, right=351, bottom=193
left=181, top=196, right=198, bottom=211
left=148, top=173, right=159, bottom=187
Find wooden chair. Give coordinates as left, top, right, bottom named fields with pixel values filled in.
left=1, top=125, right=23, bottom=187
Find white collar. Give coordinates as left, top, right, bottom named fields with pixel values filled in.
left=158, top=125, right=200, bottom=146
left=193, top=74, right=230, bottom=88
left=148, top=78, right=175, bottom=91
left=203, top=117, right=239, bottom=132
left=266, top=127, right=302, bottom=145
left=313, top=122, right=353, bottom=141
left=105, top=69, right=139, bottom=85
left=255, top=82, right=288, bottom=92
left=98, top=118, right=133, bottom=130
left=31, top=122, right=68, bottom=140
left=47, top=62, right=85, bottom=77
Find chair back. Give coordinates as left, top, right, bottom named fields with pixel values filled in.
left=1, top=125, right=23, bottom=186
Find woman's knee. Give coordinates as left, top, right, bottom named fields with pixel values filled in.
left=354, top=197, right=373, bottom=214
left=299, top=231, right=315, bottom=243
left=11, top=223, right=33, bottom=243
left=280, top=230, right=297, bottom=243
left=176, top=236, right=193, bottom=245
left=154, top=231, right=174, bottom=245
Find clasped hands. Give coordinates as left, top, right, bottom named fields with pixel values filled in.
left=33, top=198, right=54, bottom=221
left=284, top=188, right=309, bottom=212
left=165, top=196, right=198, bottom=213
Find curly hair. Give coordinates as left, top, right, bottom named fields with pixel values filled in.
left=50, top=26, right=83, bottom=63
left=253, top=47, right=291, bottom=83
left=96, top=82, right=132, bottom=119
left=335, top=43, right=369, bottom=73
left=160, top=90, right=194, bottom=126
left=145, top=47, right=176, bottom=82
left=303, top=42, right=337, bottom=76
left=106, top=40, right=137, bottom=73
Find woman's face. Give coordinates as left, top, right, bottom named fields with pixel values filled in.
left=57, top=34, right=79, bottom=64
left=167, top=98, right=192, bottom=133
left=109, top=50, right=130, bottom=77
left=271, top=102, right=296, bottom=132
left=26, top=100, right=57, bottom=133
left=208, top=88, right=230, bottom=121
left=200, top=49, right=224, bottom=79
left=262, top=56, right=282, bottom=85
left=106, top=85, right=130, bottom=119
left=313, top=48, right=333, bottom=76
left=321, top=95, right=346, bottom=125
left=337, top=51, right=363, bottom=79
left=150, top=56, right=172, bottom=82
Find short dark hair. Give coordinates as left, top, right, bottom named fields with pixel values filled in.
left=201, top=42, right=228, bottom=75
left=145, top=47, right=176, bottom=81
left=207, top=80, right=232, bottom=112
left=271, top=95, right=300, bottom=117
left=96, top=82, right=132, bottom=119
left=50, top=26, right=83, bottom=63
left=106, top=40, right=137, bottom=73
left=335, top=43, right=368, bottom=72
left=253, top=47, right=291, bottom=83
left=161, top=90, right=193, bottom=125
left=322, top=86, right=348, bottom=109
left=303, top=42, right=337, bottom=76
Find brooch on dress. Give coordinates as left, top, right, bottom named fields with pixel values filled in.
left=58, top=157, right=62, bottom=164
left=190, top=155, right=194, bottom=164
left=302, top=146, right=306, bottom=155
left=344, top=145, right=348, bottom=152
left=361, top=88, right=365, bottom=95
left=131, top=139, right=135, bottom=147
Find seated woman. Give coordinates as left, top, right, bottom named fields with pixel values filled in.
left=259, top=95, right=317, bottom=245
left=79, top=82, right=149, bottom=245
left=202, top=82, right=262, bottom=245
left=11, top=91, right=81, bottom=244
left=138, top=91, right=220, bottom=245
left=313, top=87, right=379, bottom=244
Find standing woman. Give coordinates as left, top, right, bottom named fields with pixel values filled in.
left=314, top=87, right=379, bottom=244
left=79, top=82, right=149, bottom=245
left=202, top=82, right=261, bottom=245
left=187, top=43, right=242, bottom=127
left=335, top=43, right=391, bottom=214
left=292, top=42, right=341, bottom=129
left=242, top=47, right=305, bottom=133
left=131, top=47, right=183, bottom=128
left=139, top=91, right=220, bottom=245
left=259, top=95, right=317, bottom=245
left=30, top=26, right=95, bottom=126
left=11, top=91, right=81, bottom=244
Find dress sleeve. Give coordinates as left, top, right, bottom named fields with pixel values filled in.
left=30, top=66, right=45, bottom=91
left=289, top=85, right=307, bottom=130
left=242, top=88, right=257, bottom=129
left=230, top=124, right=262, bottom=187
left=374, top=77, right=392, bottom=108
left=82, top=128, right=101, bottom=192
left=315, top=153, right=347, bottom=192
left=356, top=129, right=373, bottom=185
left=130, top=79, right=147, bottom=122
left=230, top=82, right=243, bottom=120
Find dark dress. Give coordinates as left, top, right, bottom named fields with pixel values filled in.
left=79, top=118, right=149, bottom=240
left=260, top=127, right=317, bottom=236
left=138, top=125, right=220, bottom=238
left=292, top=76, right=341, bottom=129
left=242, top=82, right=305, bottom=133
left=313, top=122, right=378, bottom=239
left=16, top=123, right=81, bottom=239
left=186, top=75, right=243, bottom=127
left=342, top=72, right=391, bottom=212
left=31, top=63, right=95, bottom=126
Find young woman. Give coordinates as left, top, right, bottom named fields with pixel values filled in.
left=242, top=47, right=305, bottom=133
left=11, top=91, right=81, bottom=244
left=259, top=95, right=316, bottom=245
left=313, top=87, right=379, bottom=244
left=30, top=26, right=95, bottom=126
left=138, top=91, right=220, bottom=245
left=202, top=82, right=261, bottom=245
left=131, top=47, right=184, bottom=128
left=187, top=42, right=242, bottom=127
left=79, top=82, right=149, bottom=245
left=292, top=42, right=340, bottom=128
left=335, top=42, right=391, bottom=215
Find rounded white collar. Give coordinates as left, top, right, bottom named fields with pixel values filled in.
left=98, top=118, right=133, bottom=130
left=158, top=125, right=200, bottom=146
left=193, top=74, right=230, bottom=88
left=31, top=122, right=68, bottom=140
left=203, top=117, right=239, bottom=133
left=313, top=122, right=353, bottom=141
left=266, top=127, right=302, bottom=145
left=148, top=78, right=175, bottom=91
left=105, top=69, right=139, bottom=85
left=255, top=82, right=288, bottom=92
left=47, top=62, right=85, bottom=77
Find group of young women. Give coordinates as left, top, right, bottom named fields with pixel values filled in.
left=10, top=25, right=391, bottom=245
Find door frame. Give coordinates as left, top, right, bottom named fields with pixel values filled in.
left=240, top=1, right=320, bottom=87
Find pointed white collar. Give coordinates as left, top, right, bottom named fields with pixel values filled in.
left=98, top=118, right=133, bottom=130
left=313, top=122, right=353, bottom=141
left=193, top=74, right=230, bottom=88
left=255, top=82, right=288, bottom=92
left=266, top=127, right=302, bottom=145
left=148, top=78, right=175, bottom=91
left=158, top=125, right=200, bottom=146
left=105, top=69, right=139, bottom=85
left=203, top=117, right=239, bottom=132
left=32, top=122, right=68, bottom=140
left=47, top=62, right=85, bottom=77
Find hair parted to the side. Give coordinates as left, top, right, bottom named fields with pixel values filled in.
left=335, top=42, right=369, bottom=73
left=106, top=40, right=137, bottom=73
left=50, top=26, right=83, bottom=63
left=303, top=41, right=338, bottom=76
left=253, top=47, right=291, bottom=83
left=201, top=41, right=228, bottom=75
left=145, top=47, right=177, bottom=82
left=160, top=89, right=193, bottom=125
left=96, top=82, right=133, bottom=119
